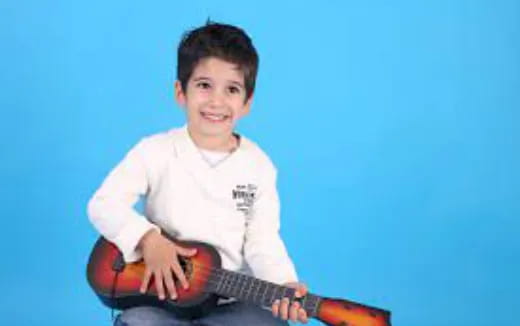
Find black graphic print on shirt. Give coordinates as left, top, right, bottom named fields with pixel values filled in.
left=232, top=184, right=257, bottom=215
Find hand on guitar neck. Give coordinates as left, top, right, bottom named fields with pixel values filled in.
left=272, top=282, right=309, bottom=323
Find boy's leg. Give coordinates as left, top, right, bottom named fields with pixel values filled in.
left=114, top=306, right=193, bottom=326
left=195, top=302, right=289, bottom=326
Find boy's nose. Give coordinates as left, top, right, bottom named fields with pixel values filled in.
left=208, top=89, right=226, bottom=107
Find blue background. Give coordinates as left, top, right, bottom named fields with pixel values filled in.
left=1, top=0, right=518, bottom=325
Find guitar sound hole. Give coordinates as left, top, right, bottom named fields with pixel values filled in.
left=179, top=257, right=193, bottom=281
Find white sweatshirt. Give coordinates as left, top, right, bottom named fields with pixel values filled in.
left=87, top=125, right=298, bottom=284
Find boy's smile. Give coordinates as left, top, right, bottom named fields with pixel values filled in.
left=175, top=57, right=252, bottom=151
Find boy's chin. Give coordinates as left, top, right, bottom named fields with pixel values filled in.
left=190, top=122, right=235, bottom=137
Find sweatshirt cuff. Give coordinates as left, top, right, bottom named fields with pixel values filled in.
left=111, top=218, right=160, bottom=263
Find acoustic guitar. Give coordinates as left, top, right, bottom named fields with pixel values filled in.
left=87, top=235, right=391, bottom=326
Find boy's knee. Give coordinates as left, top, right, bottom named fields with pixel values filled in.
left=243, top=307, right=289, bottom=326
left=115, top=306, right=186, bottom=326
left=198, top=303, right=289, bottom=326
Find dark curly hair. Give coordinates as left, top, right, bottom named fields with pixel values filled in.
left=177, top=20, right=259, bottom=101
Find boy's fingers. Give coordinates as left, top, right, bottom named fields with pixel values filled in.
left=175, top=245, right=197, bottom=257
left=295, top=283, right=308, bottom=297
left=140, top=268, right=152, bottom=293
left=280, top=298, right=290, bottom=320
left=171, top=261, right=189, bottom=290
left=299, top=308, right=308, bottom=323
left=154, top=270, right=166, bottom=300
left=162, top=267, right=177, bottom=300
left=289, top=302, right=300, bottom=322
left=271, top=299, right=280, bottom=317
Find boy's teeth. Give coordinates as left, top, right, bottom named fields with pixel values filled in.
left=202, top=112, right=226, bottom=121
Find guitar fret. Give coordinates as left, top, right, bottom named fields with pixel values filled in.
left=253, top=279, right=260, bottom=302
left=244, top=277, right=253, bottom=301
left=300, top=294, right=307, bottom=310
left=257, top=280, right=265, bottom=303
left=270, top=283, right=278, bottom=304
left=249, top=278, right=256, bottom=302
left=244, top=277, right=251, bottom=301
left=287, top=287, right=295, bottom=304
left=277, top=285, right=284, bottom=301
left=244, top=274, right=250, bottom=297
left=261, top=281, right=269, bottom=306
left=222, top=271, right=230, bottom=295
left=253, top=279, right=262, bottom=304
left=250, top=278, right=257, bottom=301
left=312, top=296, right=322, bottom=317
left=225, top=271, right=235, bottom=296
left=235, top=273, right=242, bottom=298
left=220, top=271, right=228, bottom=295
left=308, top=295, right=317, bottom=314
left=216, top=271, right=226, bottom=293
left=276, top=285, right=285, bottom=300
left=240, top=274, right=248, bottom=298
left=303, top=295, right=313, bottom=314
left=259, top=281, right=267, bottom=305
left=209, top=272, right=221, bottom=292
left=232, top=273, right=241, bottom=297
left=225, top=272, right=233, bottom=297
left=300, top=294, right=321, bottom=318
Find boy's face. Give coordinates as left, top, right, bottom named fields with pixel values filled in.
left=175, top=57, right=252, bottom=142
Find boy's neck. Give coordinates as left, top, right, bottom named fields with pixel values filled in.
left=187, top=126, right=238, bottom=153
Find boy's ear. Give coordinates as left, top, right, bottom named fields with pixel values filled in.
left=174, top=80, right=186, bottom=107
left=241, top=93, right=253, bottom=117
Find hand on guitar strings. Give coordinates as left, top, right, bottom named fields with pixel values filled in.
left=137, top=229, right=198, bottom=300
left=272, top=282, right=309, bottom=324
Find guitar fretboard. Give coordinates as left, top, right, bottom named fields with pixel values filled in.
left=207, top=268, right=321, bottom=317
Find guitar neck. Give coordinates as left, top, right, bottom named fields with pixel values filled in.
left=206, top=269, right=392, bottom=326
left=206, top=268, right=322, bottom=318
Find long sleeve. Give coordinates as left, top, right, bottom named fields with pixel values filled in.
left=87, top=140, right=159, bottom=262
left=243, top=166, right=298, bottom=285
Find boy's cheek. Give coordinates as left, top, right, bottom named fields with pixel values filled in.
left=232, top=111, right=247, bottom=123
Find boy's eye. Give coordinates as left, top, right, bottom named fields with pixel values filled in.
left=228, top=86, right=241, bottom=94
left=196, top=82, right=211, bottom=89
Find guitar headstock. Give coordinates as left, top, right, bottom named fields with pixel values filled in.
left=315, top=297, right=391, bottom=326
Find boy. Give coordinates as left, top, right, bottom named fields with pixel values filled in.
left=88, top=21, right=308, bottom=326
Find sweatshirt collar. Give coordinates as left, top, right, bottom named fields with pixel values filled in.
left=172, top=124, right=249, bottom=170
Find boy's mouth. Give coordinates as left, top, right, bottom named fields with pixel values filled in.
left=200, top=111, right=230, bottom=123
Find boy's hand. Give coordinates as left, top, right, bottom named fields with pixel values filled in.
left=272, top=282, right=309, bottom=324
left=138, top=229, right=197, bottom=300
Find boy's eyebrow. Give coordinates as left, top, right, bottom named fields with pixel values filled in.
left=192, top=76, right=244, bottom=88
left=228, top=80, right=245, bottom=89
left=192, top=76, right=211, bottom=82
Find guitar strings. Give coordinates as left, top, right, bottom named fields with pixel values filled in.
left=171, top=260, right=306, bottom=299
left=140, top=257, right=317, bottom=299
left=134, top=261, right=319, bottom=311
left=137, top=256, right=275, bottom=289
left=141, top=273, right=319, bottom=314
